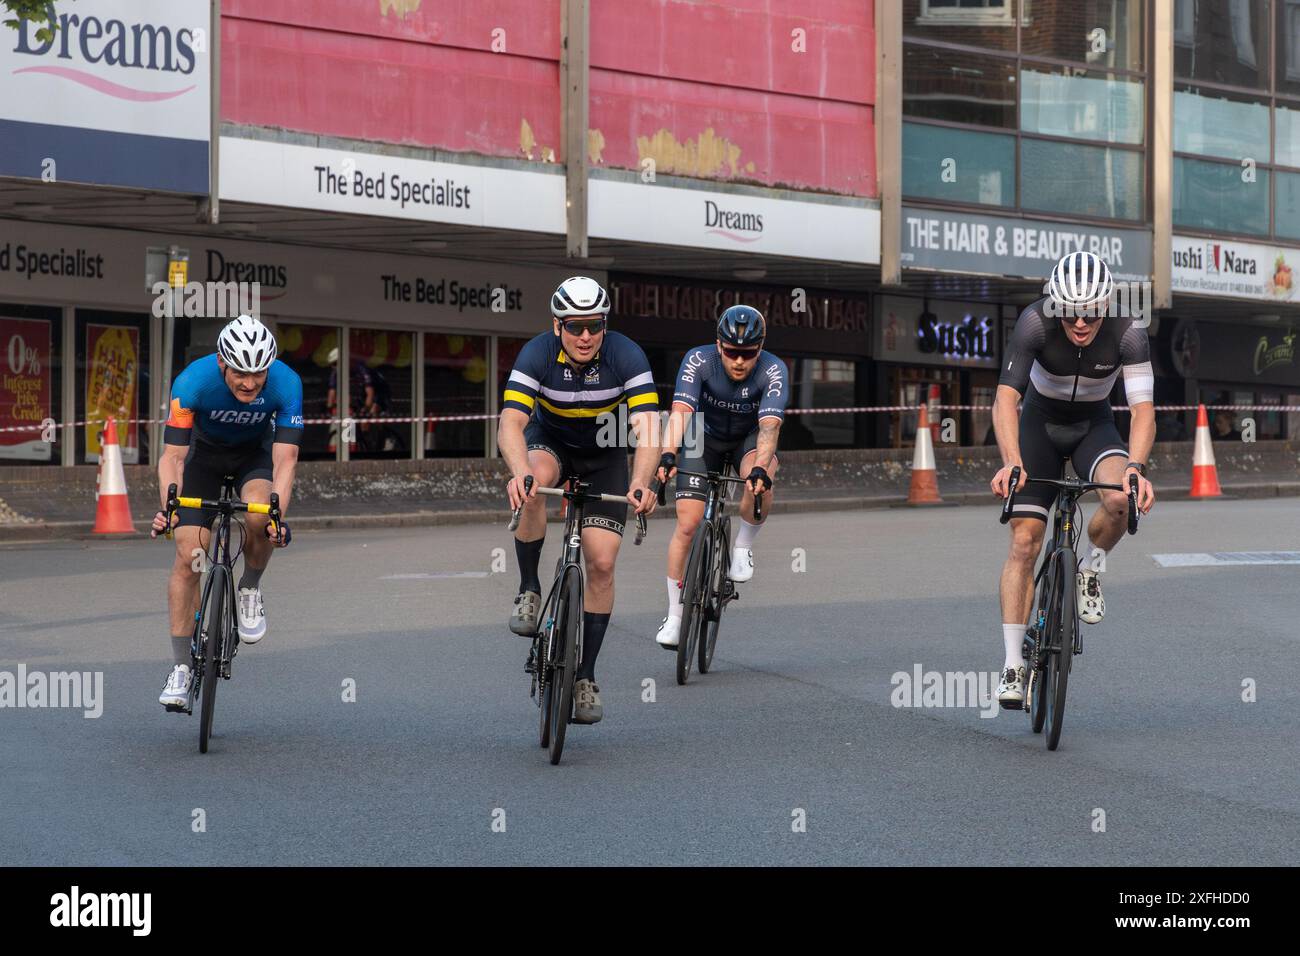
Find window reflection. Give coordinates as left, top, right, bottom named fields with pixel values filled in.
left=1021, top=139, right=1144, bottom=219
left=1173, top=157, right=1271, bottom=235
left=903, top=123, right=1013, bottom=205
left=1174, top=88, right=1270, bottom=159
left=1173, top=0, right=1269, bottom=89
left=1020, top=66, right=1144, bottom=144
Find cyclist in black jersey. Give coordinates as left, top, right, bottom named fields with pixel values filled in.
left=498, top=276, right=660, bottom=725
left=990, top=252, right=1156, bottom=705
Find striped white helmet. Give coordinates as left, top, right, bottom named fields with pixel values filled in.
left=1048, top=251, right=1113, bottom=313
left=217, top=314, right=277, bottom=373
left=551, top=276, right=610, bottom=318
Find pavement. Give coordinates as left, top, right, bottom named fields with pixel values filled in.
left=1, top=497, right=1297, bottom=865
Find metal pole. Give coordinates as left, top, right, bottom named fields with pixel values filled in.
left=561, top=0, right=590, bottom=259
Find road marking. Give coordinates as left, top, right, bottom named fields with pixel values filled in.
left=379, top=572, right=491, bottom=580
left=1151, top=551, right=1300, bottom=567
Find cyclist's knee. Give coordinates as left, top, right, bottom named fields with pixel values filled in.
left=676, top=510, right=702, bottom=538
left=1009, top=522, right=1044, bottom=564
left=585, top=549, right=616, bottom=583
left=1099, top=489, right=1127, bottom=519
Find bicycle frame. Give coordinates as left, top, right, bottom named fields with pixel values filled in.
left=532, top=478, right=589, bottom=696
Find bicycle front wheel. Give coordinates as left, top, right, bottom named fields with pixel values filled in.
left=677, top=524, right=710, bottom=685
left=198, top=565, right=228, bottom=754
left=548, top=568, right=582, bottom=765
left=699, top=517, right=729, bottom=674
left=1045, top=552, right=1076, bottom=751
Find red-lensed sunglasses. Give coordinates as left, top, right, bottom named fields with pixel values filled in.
left=720, top=345, right=760, bottom=361
left=560, top=317, right=607, bottom=337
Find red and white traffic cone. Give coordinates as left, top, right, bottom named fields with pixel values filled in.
left=93, top=416, right=137, bottom=533
left=1190, top=404, right=1223, bottom=498
left=908, top=405, right=943, bottom=505
left=927, top=383, right=942, bottom=444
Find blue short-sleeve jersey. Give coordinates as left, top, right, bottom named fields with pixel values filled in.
left=165, top=353, right=304, bottom=448
left=673, top=346, right=788, bottom=442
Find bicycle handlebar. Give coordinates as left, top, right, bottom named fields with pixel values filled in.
left=506, top=475, right=648, bottom=544
left=670, top=468, right=765, bottom=521
left=999, top=465, right=1140, bottom=534
left=159, top=483, right=286, bottom=541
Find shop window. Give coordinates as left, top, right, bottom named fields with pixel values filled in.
left=903, top=123, right=1014, bottom=206
left=1277, top=172, right=1300, bottom=240
left=1021, top=0, right=1144, bottom=70
left=1173, top=88, right=1270, bottom=160
left=1020, top=67, right=1145, bottom=145
left=75, top=309, right=149, bottom=466
left=1276, top=0, right=1300, bottom=95
left=424, top=333, right=489, bottom=458
left=274, top=323, right=339, bottom=462
left=1021, top=138, right=1144, bottom=220
left=0, top=304, right=62, bottom=467
left=907, top=0, right=1020, bottom=48
left=1174, top=0, right=1269, bottom=89
left=1173, top=157, right=1271, bottom=235
left=347, top=328, right=414, bottom=460
left=903, top=44, right=1018, bottom=128
left=784, top=359, right=856, bottom=449
left=497, top=336, right=529, bottom=402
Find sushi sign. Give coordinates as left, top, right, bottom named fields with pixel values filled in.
left=1172, top=236, right=1295, bottom=301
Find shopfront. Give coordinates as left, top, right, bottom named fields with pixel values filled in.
left=0, top=218, right=588, bottom=466
left=875, top=295, right=1002, bottom=448
left=608, top=275, right=872, bottom=450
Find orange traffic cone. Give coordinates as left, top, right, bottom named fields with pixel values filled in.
left=907, top=405, right=944, bottom=505
left=93, top=416, right=137, bottom=533
left=927, top=383, right=942, bottom=444
left=1189, top=404, right=1222, bottom=498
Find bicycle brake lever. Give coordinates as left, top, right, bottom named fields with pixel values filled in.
left=1127, top=473, right=1140, bottom=535
left=507, top=475, right=534, bottom=531
left=999, top=466, right=1021, bottom=525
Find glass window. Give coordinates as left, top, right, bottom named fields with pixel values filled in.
left=497, top=336, right=528, bottom=402
left=1173, top=88, right=1270, bottom=159
left=274, top=323, right=339, bottom=461
left=0, top=304, right=62, bottom=467
left=1277, top=0, right=1300, bottom=96
left=1020, top=65, right=1145, bottom=144
left=1174, top=0, right=1269, bottom=89
left=903, top=43, right=1018, bottom=128
left=903, top=122, right=1014, bottom=205
left=1021, top=0, right=1144, bottom=70
left=1020, top=138, right=1145, bottom=219
left=424, top=333, right=488, bottom=458
left=904, top=0, right=1019, bottom=51
left=785, top=358, right=856, bottom=449
left=1276, top=103, right=1300, bottom=167
left=1276, top=171, right=1300, bottom=239
left=76, top=309, right=149, bottom=466
left=1173, top=156, right=1271, bottom=235
left=346, top=328, right=414, bottom=460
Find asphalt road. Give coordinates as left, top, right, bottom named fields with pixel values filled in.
left=2, top=498, right=1297, bottom=866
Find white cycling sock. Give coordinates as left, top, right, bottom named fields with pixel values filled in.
left=1078, top=539, right=1104, bottom=574
left=666, top=576, right=683, bottom=620
left=734, top=518, right=760, bottom=551
left=1002, top=623, right=1025, bottom=672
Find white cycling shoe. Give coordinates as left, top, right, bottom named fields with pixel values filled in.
left=159, top=664, right=194, bottom=712
left=1076, top=570, right=1105, bottom=625
left=237, top=586, right=267, bottom=644
left=728, top=547, right=754, bottom=583
left=997, top=665, right=1026, bottom=708
left=655, top=615, right=681, bottom=650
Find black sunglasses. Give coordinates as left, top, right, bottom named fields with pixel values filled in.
left=720, top=344, right=761, bottom=361
left=560, top=317, right=607, bottom=337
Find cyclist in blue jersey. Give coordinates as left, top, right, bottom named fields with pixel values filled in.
left=499, top=276, right=660, bottom=725
left=652, top=305, right=789, bottom=649
left=150, top=315, right=303, bottom=712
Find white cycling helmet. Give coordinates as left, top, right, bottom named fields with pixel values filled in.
left=1048, top=251, right=1113, bottom=314
left=551, top=276, right=610, bottom=318
left=217, top=314, right=277, bottom=373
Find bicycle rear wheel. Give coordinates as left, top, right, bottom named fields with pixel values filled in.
left=677, top=525, right=709, bottom=685
left=547, top=568, right=581, bottom=765
left=1044, top=552, right=1076, bottom=751
left=699, top=517, right=729, bottom=674
left=198, top=565, right=228, bottom=754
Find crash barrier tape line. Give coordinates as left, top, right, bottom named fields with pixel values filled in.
left=3, top=404, right=1299, bottom=434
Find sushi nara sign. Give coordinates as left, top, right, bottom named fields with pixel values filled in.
left=1171, top=236, right=1297, bottom=302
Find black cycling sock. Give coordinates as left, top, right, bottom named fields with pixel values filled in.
left=577, top=612, right=611, bottom=682
left=238, top=564, right=265, bottom=591
left=515, top=537, right=544, bottom=594
left=171, top=635, right=191, bottom=668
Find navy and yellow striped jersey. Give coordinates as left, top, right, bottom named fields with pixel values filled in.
left=502, top=331, right=659, bottom=451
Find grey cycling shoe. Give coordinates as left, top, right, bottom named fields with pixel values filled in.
left=572, top=679, right=603, bottom=724
left=510, top=590, right=541, bottom=637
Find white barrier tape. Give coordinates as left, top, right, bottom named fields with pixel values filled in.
left=3, top=404, right=1298, bottom=434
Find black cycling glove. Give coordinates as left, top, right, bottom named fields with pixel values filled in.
left=746, top=466, right=772, bottom=492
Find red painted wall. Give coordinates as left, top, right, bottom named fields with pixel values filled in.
left=221, top=0, right=875, bottom=196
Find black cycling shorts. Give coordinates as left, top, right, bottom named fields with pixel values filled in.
left=524, top=418, right=628, bottom=536
left=176, top=438, right=274, bottom=529
left=675, top=428, right=770, bottom=502
left=1011, top=399, right=1127, bottom=522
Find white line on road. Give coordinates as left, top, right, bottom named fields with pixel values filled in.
left=1151, top=552, right=1300, bottom=567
